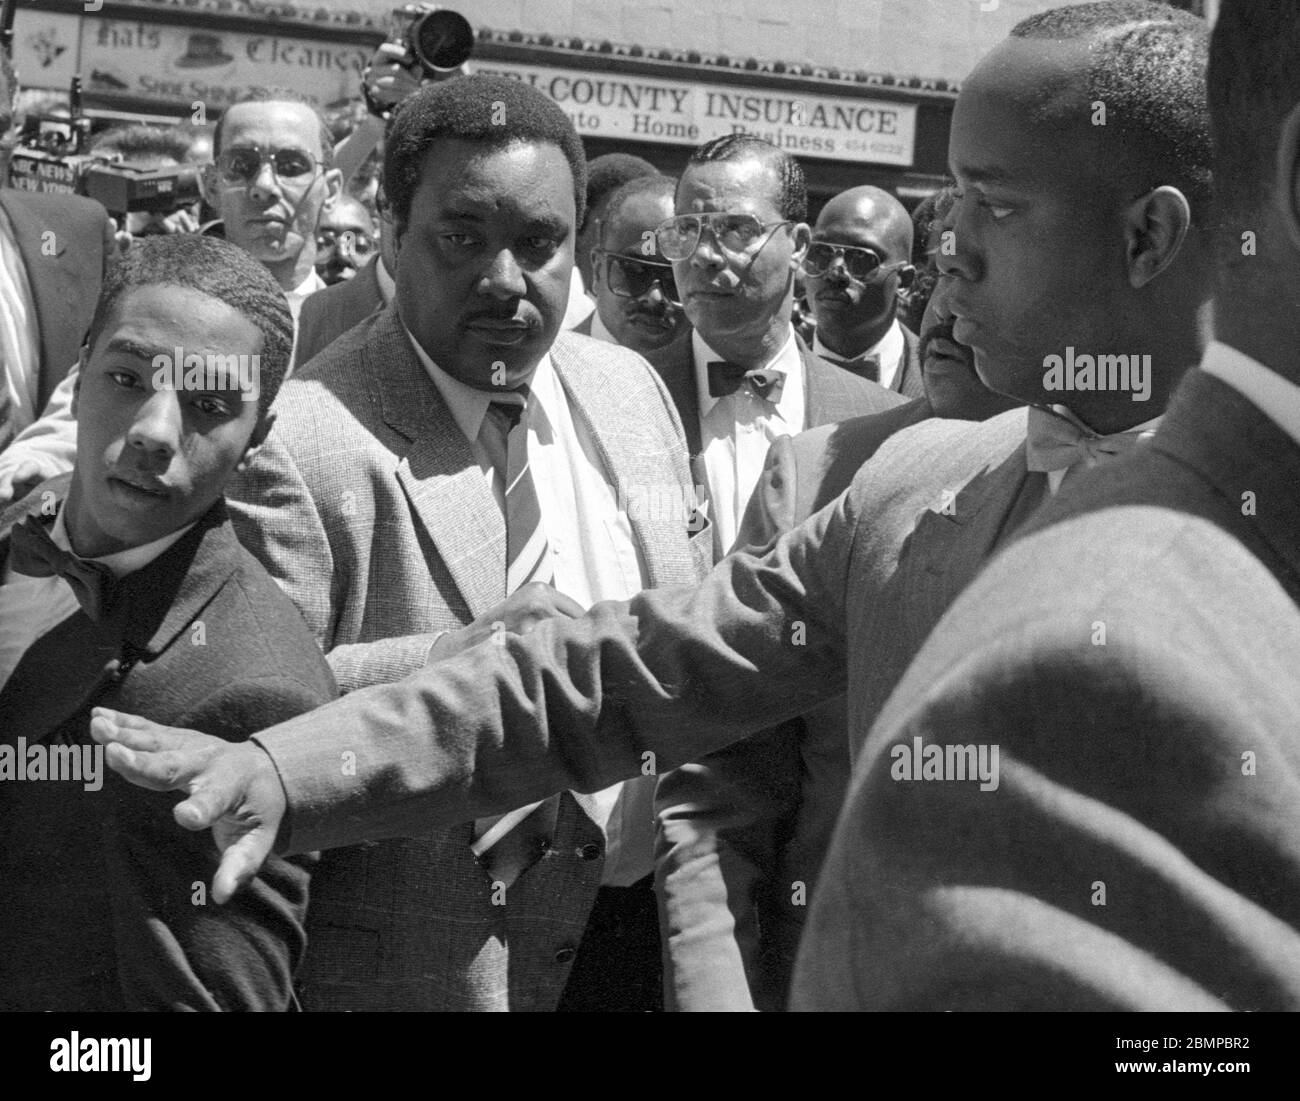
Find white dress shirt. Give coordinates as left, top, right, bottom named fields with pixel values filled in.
left=1201, top=340, right=1300, bottom=448
left=0, top=504, right=195, bottom=691
left=695, top=326, right=807, bottom=556
left=0, top=202, right=43, bottom=436
left=405, top=328, right=655, bottom=884
left=814, top=317, right=905, bottom=390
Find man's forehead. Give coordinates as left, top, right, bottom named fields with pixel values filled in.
left=606, top=192, right=673, bottom=246
left=222, top=101, right=321, bottom=153
left=950, top=38, right=1101, bottom=187
left=678, top=156, right=781, bottom=214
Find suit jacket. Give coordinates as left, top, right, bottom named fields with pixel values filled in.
left=654, top=395, right=935, bottom=1010
left=650, top=327, right=909, bottom=484
left=292, top=256, right=384, bottom=370
left=0, top=481, right=336, bottom=1011
left=0, top=189, right=114, bottom=422
left=227, top=306, right=711, bottom=1011
left=795, top=368, right=1300, bottom=1010
left=819, top=322, right=925, bottom=401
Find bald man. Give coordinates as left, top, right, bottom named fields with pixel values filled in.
left=580, top=176, right=690, bottom=360
left=804, top=186, right=923, bottom=398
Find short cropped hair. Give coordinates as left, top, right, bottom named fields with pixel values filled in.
left=85, top=236, right=293, bottom=418
left=213, top=89, right=335, bottom=169
left=684, top=133, right=808, bottom=223
left=384, top=74, right=588, bottom=231
left=1011, top=0, right=1212, bottom=222
left=601, top=175, right=678, bottom=243
left=584, top=153, right=659, bottom=230
left=91, top=124, right=193, bottom=164
left=1209, top=0, right=1300, bottom=225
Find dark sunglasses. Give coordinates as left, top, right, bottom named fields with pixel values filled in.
left=214, top=145, right=321, bottom=185
left=316, top=228, right=376, bottom=257
left=596, top=251, right=681, bottom=305
left=802, top=241, right=908, bottom=282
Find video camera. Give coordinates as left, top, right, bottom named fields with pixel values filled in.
left=6, top=78, right=201, bottom=217
left=392, top=5, right=474, bottom=78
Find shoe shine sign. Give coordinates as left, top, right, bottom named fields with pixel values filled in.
left=9, top=7, right=372, bottom=111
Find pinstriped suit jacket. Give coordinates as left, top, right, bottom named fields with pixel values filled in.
left=227, top=306, right=711, bottom=1011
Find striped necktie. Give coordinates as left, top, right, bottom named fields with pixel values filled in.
left=472, top=386, right=563, bottom=889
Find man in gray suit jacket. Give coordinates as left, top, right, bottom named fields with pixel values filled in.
left=225, top=77, right=711, bottom=1012
left=91, top=1, right=1221, bottom=1004
left=796, top=0, right=1300, bottom=1013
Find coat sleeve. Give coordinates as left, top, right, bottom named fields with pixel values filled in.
left=254, top=480, right=864, bottom=857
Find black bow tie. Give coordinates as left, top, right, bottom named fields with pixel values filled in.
left=707, top=361, right=786, bottom=401
left=8, top=514, right=115, bottom=622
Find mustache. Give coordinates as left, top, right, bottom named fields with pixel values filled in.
left=919, top=318, right=964, bottom=362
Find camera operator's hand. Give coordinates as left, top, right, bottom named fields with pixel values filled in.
left=361, top=41, right=424, bottom=120
left=114, top=208, right=203, bottom=252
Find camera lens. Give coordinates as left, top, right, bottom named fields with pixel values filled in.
left=409, top=10, right=475, bottom=74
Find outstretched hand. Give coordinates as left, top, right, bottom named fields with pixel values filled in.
left=90, top=708, right=288, bottom=904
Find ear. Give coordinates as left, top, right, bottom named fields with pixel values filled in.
left=1275, top=101, right=1300, bottom=252
left=1124, top=185, right=1191, bottom=289
left=236, top=410, right=276, bottom=472
left=894, top=263, right=917, bottom=293
left=198, top=163, right=219, bottom=208
left=320, top=167, right=344, bottom=213
left=789, top=222, right=811, bottom=268
left=589, top=249, right=604, bottom=289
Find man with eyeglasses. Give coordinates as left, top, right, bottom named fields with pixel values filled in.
left=652, top=134, right=905, bottom=559
left=0, top=91, right=341, bottom=507
left=803, top=186, right=924, bottom=399
left=580, top=175, right=689, bottom=362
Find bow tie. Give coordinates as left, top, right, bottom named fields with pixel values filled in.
left=707, top=361, right=786, bottom=402
left=1024, top=405, right=1155, bottom=475
left=7, top=514, right=115, bottom=622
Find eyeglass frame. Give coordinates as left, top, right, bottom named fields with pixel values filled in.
left=801, top=241, right=912, bottom=283
left=210, top=143, right=325, bottom=188
left=654, top=212, right=795, bottom=262
left=590, top=248, right=682, bottom=305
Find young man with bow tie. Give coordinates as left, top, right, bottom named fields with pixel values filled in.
left=0, top=235, right=336, bottom=1010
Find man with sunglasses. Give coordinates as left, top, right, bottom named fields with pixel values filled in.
left=313, top=194, right=379, bottom=287
left=803, top=186, right=923, bottom=399
left=203, top=91, right=342, bottom=314
left=653, top=134, right=905, bottom=558
left=581, top=175, right=689, bottom=361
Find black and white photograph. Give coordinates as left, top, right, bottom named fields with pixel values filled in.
left=0, top=0, right=1289, bottom=1080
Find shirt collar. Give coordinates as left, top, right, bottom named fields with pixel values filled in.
left=1200, top=340, right=1300, bottom=450
left=402, top=324, right=548, bottom=443
left=814, top=317, right=903, bottom=368
left=693, top=326, right=801, bottom=420
left=286, top=269, right=326, bottom=322
left=51, top=503, right=196, bottom=580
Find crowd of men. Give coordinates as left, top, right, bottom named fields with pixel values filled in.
left=1, top=0, right=1297, bottom=1012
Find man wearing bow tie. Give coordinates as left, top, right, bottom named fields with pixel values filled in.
left=652, top=135, right=905, bottom=558
left=0, top=236, right=336, bottom=1010
left=803, top=186, right=924, bottom=398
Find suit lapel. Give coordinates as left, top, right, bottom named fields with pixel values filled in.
left=646, top=328, right=703, bottom=461
left=551, top=336, right=697, bottom=588
left=368, top=310, right=506, bottom=619
left=894, top=325, right=926, bottom=401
